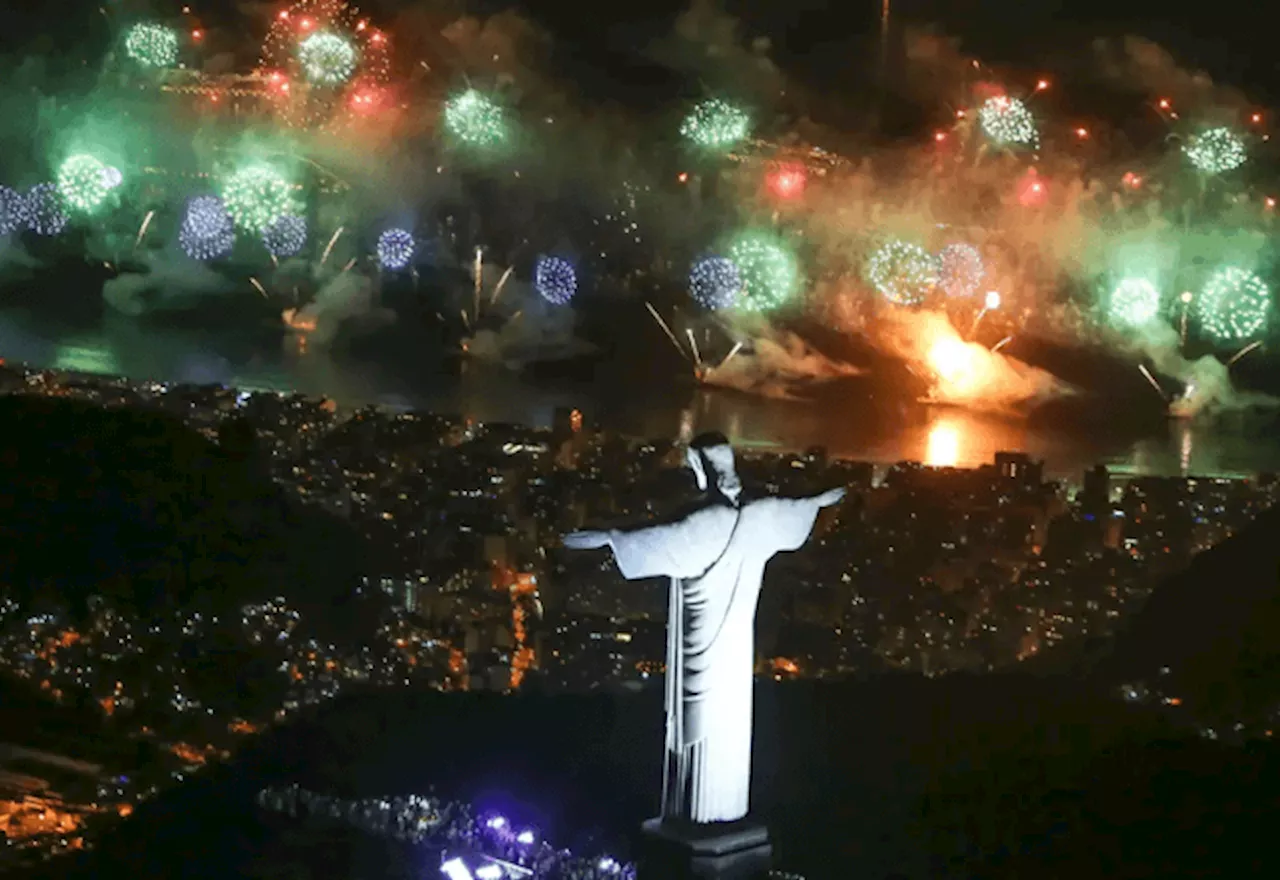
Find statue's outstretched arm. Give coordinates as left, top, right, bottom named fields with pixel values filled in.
left=813, top=487, right=846, bottom=508
left=563, top=529, right=612, bottom=550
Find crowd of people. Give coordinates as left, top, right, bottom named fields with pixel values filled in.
left=256, top=784, right=637, bottom=880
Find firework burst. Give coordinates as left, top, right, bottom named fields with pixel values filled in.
left=1198, top=266, right=1269, bottom=341
left=125, top=22, right=180, bottom=68
left=221, top=165, right=299, bottom=234
left=260, top=0, right=390, bottom=129
left=376, top=228, right=415, bottom=270
left=57, top=154, right=112, bottom=214
left=689, top=256, right=742, bottom=310
left=263, top=214, right=308, bottom=258
left=680, top=99, right=751, bottom=151
left=0, top=186, right=28, bottom=235
left=866, top=240, right=938, bottom=307
left=725, top=231, right=799, bottom=312
left=534, top=256, right=577, bottom=305
left=938, top=244, right=984, bottom=298
left=24, top=184, right=68, bottom=236
left=978, top=96, right=1039, bottom=149
left=1183, top=127, right=1247, bottom=175
left=443, top=90, right=509, bottom=149
left=179, top=196, right=236, bottom=261
left=1108, top=278, right=1162, bottom=328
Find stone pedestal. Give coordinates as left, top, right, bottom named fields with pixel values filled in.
left=639, top=818, right=773, bottom=880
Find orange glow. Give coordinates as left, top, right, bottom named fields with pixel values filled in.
left=170, top=742, right=210, bottom=765
left=356, top=20, right=367, bottom=30
left=771, top=657, right=800, bottom=675
left=925, top=419, right=961, bottom=468
left=955, top=109, right=965, bottom=118
left=1017, top=170, right=1046, bottom=207
left=1075, top=127, right=1088, bottom=138
left=117, top=803, right=133, bottom=817
left=1157, top=98, right=1170, bottom=110
left=228, top=718, right=261, bottom=734
left=1252, top=112, right=1263, bottom=123
left=278, top=9, right=289, bottom=19
left=1122, top=171, right=1142, bottom=188
left=934, top=131, right=947, bottom=142
left=300, top=17, right=313, bottom=29
left=282, top=308, right=316, bottom=332
left=370, top=31, right=384, bottom=43
left=1035, top=79, right=1049, bottom=91
left=192, top=29, right=203, bottom=39
left=1266, top=197, right=1276, bottom=209
left=677, top=172, right=689, bottom=183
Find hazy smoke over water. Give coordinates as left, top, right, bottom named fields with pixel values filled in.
left=465, top=269, right=596, bottom=368
left=102, top=253, right=232, bottom=316
left=287, top=271, right=394, bottom=347
left=702, top=328, right=861, bottom=400
left=1130, top=320, right=1278, bottom=417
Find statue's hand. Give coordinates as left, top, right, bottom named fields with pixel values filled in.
left=563, top=529, right=611, bottom=550
left=815, top=487, right=846, bottom=508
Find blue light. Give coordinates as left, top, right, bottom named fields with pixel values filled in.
left=534, top=255, right=577, bottom=305
left=440, top=858, right=474, bottom=880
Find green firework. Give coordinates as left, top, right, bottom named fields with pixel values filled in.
left=866, top=239, right=938, bottom=307
left=1183, top=127, right=1247, bottom=175
left=680, top=99, right=751, bottom=151
left=220, top=166, right=298, bottom=233
left=1198, top=266, right=1269, bottom=340
left=56, top=154, right=111, bottom=214
left=1108, top=278, right=1162, bottom=328
left=298, top=32, right=358, bottom=85
left=443, top=90, right=508, bottom=148
left=725, top=231, right=799, bottom=312
left=125, top=23, right=180, bottom=68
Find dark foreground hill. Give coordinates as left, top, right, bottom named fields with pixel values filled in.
left=1101, top=504, right=1280, bottom=721
left=0, top=394, right=365, bottom=623
left=30, top=675, right=1280, bottom=880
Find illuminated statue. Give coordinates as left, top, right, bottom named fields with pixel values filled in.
left=565, top=433, right=844, bottom=824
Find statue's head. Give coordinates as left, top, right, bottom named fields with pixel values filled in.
left=686, top=432, right=741, bottom=506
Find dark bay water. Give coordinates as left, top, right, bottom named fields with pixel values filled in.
left=3, top=301, right=1280, bottom=480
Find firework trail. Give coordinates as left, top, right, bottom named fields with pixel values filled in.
left=320, top=227, right=344, bottom=266
left=134, top=211, right=155, bottom=250
left=1138, top=364, right=1166, bottom=399
left=490, top=265, right=515, bottom=306
left=685, top=328, right=703, bottom=366
left=250, top=277, right=268, bottom=297
left=1228, top=340, right=1263, bottom=365
left=644, top=301, right=688, bottom=360
left=473, top=248, right=483, bottom=321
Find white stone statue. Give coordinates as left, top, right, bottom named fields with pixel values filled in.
left=565, top=434, right=844, bottom=825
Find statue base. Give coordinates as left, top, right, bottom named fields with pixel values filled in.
left=638, top=818, right=773, bottom=880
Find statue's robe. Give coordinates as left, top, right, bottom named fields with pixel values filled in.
left=608, top=495, right=824, bottom=823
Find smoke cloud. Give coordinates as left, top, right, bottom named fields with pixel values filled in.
left=1129, top=320, right=1277, bottom=418
left=101, top=252, right=232, bottom=316
left=701, top=327, right=861, bottom=400
left=877, top=309, right=1073, bottom=413
left=464, top=266, right=596, bottom=368
left=285, top=270, right=394, bottom=347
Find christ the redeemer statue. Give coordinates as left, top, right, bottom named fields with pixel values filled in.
left=565, top=433, right=844, bottom=826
